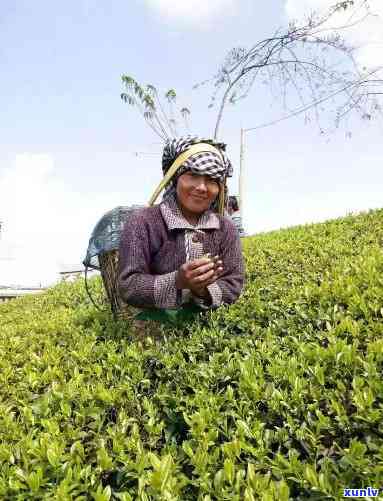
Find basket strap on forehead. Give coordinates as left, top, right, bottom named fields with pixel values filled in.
left=148, top=143, right=226, bottom=215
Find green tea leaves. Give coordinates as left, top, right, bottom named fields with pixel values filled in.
left=0, top=208, right=382, bottom=498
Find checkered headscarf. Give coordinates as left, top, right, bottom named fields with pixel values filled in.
left=161, top=135, right=233, bottom=205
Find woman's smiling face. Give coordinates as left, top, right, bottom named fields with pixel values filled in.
left=176, top=171, right=220, bottom=221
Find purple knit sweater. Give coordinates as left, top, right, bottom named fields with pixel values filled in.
left=118, top=195, right=245, bottom=310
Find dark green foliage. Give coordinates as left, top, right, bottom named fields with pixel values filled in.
left=1, top=209, right=382, bottom=500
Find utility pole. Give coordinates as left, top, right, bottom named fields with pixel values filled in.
left=239, top=128, right=245, bottom=217
left=239, top=125, right=260, bottom=232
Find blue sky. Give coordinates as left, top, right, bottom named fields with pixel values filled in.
left=0, top=0, right=382, bottom=286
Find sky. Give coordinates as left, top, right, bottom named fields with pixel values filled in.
left=0, top=0, right=382, bottom=287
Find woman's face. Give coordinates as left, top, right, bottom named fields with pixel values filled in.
left=176, top=171, right=220, bottom=217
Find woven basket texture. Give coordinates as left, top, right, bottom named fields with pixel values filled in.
left=98, top=250, right=132, bottom=320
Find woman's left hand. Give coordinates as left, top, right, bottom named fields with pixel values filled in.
left=190, top=260, right=224, bottom=298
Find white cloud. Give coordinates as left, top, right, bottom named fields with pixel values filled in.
left=285, top=0, right=383, bottom=70
left=0, top=154, right=126, bottom=287
left=145, top=0, right=236, bottom=26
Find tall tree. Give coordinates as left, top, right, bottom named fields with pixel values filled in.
left=196, top=0, right=382, bottom=139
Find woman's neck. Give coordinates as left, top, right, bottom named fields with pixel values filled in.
left=180, top=207, right=200, bottom=226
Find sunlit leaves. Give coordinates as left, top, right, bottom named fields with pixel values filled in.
left=0, top=208, right=382, bottom=498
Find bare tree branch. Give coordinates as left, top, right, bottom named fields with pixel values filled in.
left=204, top=0, right=382, bottom=139
left=242, top=67, right=382, bottom=132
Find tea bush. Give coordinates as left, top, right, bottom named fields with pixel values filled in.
left=1, top=209, right=382, bottom=500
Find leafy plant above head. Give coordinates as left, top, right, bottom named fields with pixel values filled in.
left=121, top=75, right=191, bottom=141
left=165, top=89, right=177, bottom=102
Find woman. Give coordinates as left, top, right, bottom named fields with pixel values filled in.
left=118, top=136, right=244, bottom=313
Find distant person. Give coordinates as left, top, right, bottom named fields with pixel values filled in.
left=228, top=196, right=245, bottom=237
left=118, top=136, right=245, bottom=316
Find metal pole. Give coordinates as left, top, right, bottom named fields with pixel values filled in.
left=239, top=128, right=245, bottom=217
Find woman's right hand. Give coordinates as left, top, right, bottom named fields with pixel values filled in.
left=175, top=255, right=223, bottom=291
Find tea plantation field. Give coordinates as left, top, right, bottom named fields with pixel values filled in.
left=1, top=208, right=382, bottom=500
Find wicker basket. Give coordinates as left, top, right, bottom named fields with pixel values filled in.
left=98, top=250, right=132, bottom=320
left=97, top=251, right=165, bottom=340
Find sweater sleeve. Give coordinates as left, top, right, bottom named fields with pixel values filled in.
left=192, top=282, right=222, bottom=310
left=214, top=217, right=245, bottom=306
left=117, top=211, right=179, bottom=309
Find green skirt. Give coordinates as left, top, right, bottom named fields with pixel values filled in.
left=134, top=303, right=204, bottom=326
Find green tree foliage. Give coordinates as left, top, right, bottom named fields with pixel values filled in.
left=121, top=76, right=191, bottom=141
left=1, top=208, right=382, bottom=499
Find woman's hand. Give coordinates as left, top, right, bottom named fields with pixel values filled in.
left=191, top=256, right=224, bottom=299
left=176, top=254, right=223, bottom=293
